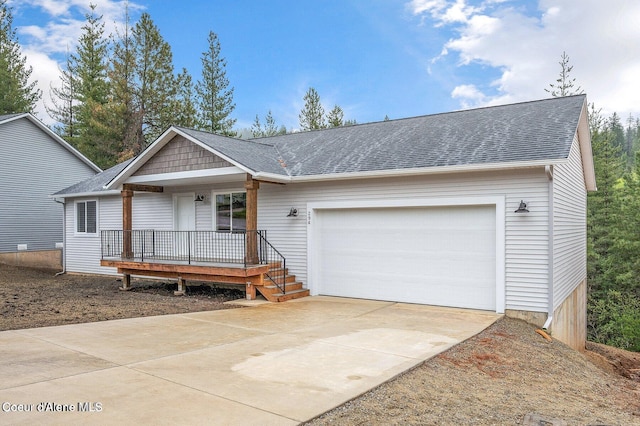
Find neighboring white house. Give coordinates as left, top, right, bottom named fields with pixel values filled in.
left=0, top=113, right=100, bottom=268
left=53, top=95, right=595, bottom=349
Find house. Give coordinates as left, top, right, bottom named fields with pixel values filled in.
left=0, top=113, right=100, bottom=269
left=53, top=95, right=594, bottom=350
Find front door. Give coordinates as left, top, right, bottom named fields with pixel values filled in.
left=175, top=194, right=196, bottom=231
left=174, top=194, right=196, bottom=258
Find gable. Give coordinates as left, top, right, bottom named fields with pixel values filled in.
left=134, top=135, right=233, bottom=176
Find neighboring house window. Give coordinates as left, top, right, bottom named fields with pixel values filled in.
left=215, top=192, right=246, bottom=231
left=76, top=201, right=97, bottom=234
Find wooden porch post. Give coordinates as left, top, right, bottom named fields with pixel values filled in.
left=122, top=188, right=134, bottom=259
left=244, top=175, right=259, bottom=265
left=120, top=188, right=134, bottom=290
left=120, top=184, right=162, bottom=260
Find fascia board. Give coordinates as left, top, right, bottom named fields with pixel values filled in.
left=286, top=159, right=565, bottom=183
left=48, top=190, right=121, bottom=199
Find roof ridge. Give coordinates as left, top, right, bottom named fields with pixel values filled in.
left=250, top=95, right=587, bottom=141
left=175, top=125, right=276, bottom=148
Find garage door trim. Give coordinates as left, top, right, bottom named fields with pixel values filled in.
left=307, top=196, right=505, bottom=313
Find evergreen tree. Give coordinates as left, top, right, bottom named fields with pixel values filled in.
left=171, top=68, right=198, bottom=128
left=587, top=106, right=624, bottom=297
left=0, top=0, right=41, bottom=113
left=327, top=105, right=344, bottom=127
left=46, top=51, right=78, bottom=140
left=608, top=112, right=626, bottom=153
left=72, top=4, right=112, bottom=168
left=606, top=151, right=640, bottom=295
left=130, top=13, right=177, bottom=151
left=624, top=114, right=636, bottom=168
left=545, top=51, right=583, bottom=97
left=108, top=4, right=138, bottom=161
left=251, top=110, right=285, bottom=137
left=299, top=87, right=325, bottom=130
left=195, top=31, right=236, bottom=136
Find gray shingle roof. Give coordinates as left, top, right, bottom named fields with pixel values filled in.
left=252, top=94, right=586, bottom=176
left=53, top=159, right=133, bottom=196
left=0, top=113, right=26, bottom=123
left=57, top=95, right=587, bottom=195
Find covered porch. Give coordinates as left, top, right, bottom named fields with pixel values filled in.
left=101, top=176, right=307, bottom=302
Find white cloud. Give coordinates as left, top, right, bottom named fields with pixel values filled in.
left=408, top=0, right=448, bottom=16
left=452, top=84, right=485, bottom=100
left=13, top=0, right=145, bottom=124
left=408, top=0, right=640, bottom=117
left=23, top=49, right=62, bottom=121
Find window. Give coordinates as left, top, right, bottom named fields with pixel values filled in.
left=215, top=192, right=246, bottom=231
left=76, top=201, right=97, bottom=234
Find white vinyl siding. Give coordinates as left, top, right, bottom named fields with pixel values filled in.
left=65, top=170, right=552, bottom=312
left=65, top=188, right=213, bottom=275
left=65, top=196, right=117, bottom=275
left=553, top=135, right=587, bottom=309
left=0, top=117, right=97, bottom=252
left=258, top=169, right=551, bottom=313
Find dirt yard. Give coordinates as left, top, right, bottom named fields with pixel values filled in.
left=1, top=264, right=639, bottom=425
left=0, top=264, right=244, bottom=331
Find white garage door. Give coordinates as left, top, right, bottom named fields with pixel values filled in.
left=315, top=205, right=496, bottom=310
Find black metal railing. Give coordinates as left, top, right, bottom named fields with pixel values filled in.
left=101, top=229, right=287, bottom=294
left=257, top=232, right=286, bottom=294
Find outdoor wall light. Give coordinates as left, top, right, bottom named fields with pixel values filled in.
left=287, top=207, right=298, bottom=217
left=194, top=194, right=205, bottom=202
left=515, top=200, right=529, bottom=213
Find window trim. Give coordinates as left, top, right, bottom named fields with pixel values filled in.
left=74, top=199, right=98, bottom=236
left=212, top=191, right=247, bottom=232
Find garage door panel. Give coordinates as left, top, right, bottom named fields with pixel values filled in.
left=315, top=205, right=496, bottom=311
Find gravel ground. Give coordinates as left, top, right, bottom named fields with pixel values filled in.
left=1, top=264, right=639, bottom=425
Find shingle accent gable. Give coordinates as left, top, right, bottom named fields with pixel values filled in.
left=134, top=135, right=233, bottom=176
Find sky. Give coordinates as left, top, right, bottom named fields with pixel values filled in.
left=8, top=0, right=640, bottom=131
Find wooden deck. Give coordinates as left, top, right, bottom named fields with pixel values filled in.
left=100, top=258, right=309, bottom=302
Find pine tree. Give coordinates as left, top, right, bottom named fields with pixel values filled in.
left=46, top=51, right=78, bottom=140
left=608, top=112, right=625, bottom=153
left=171, top=68, right=198, bottom=128
left=251, top=110, right=285, bottom=137
left=131, top=13, right=177, bottom=151
left=72, top=4, right=112, bottom=168
left=108, top=4, right=138, bottom=161
left=545, top=51, right=584, bottom=97
left=0, top=0, right=41, bottom=114
left=327, top=105, right=344, bottom=127
left=606, top=150, right=640, bottom=295
left=195, top=31, right=236, bottom=136
left=587, top=106, right=624, bottom=297
left=299, top=87, right=325, bottom=130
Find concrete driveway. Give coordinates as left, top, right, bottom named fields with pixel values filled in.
left=0, top=296, right=499, bottom=425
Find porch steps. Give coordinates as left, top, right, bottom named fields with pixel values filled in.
left=256, top=264, right=310, bottom=302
